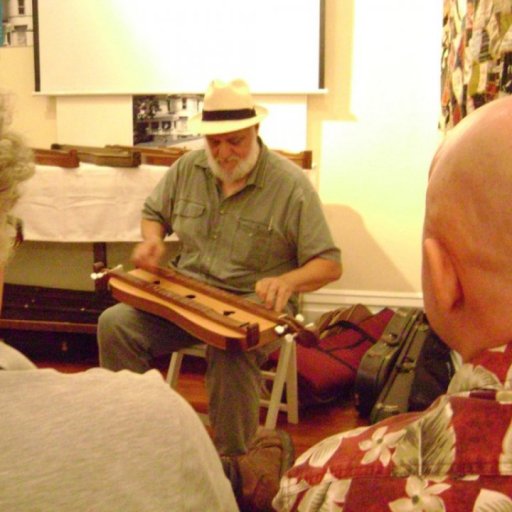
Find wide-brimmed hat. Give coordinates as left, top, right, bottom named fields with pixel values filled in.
left=188, top=79, right=268, bottom=135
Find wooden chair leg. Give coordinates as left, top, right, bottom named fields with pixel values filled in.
left=264, top=334, right=295, bottom=429
left=286, top=338, right=299, bottom=424
left=166, top=351, right=184, bottom=388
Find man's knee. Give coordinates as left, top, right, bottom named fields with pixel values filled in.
left=98, top=303, right=135, bottom=338
left=97, top=303, right=137, bottom=357
left=97, top=305, right=120, bottom=348
left=98, top=305, right=116, bottom=334
left=97, top=304, right=151, bottom=371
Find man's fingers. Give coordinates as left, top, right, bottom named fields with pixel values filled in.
left=264, top=282, right=289, bottom=312
left=274, top=288, right=290, bottom=313
left=262, top=281, right=276, bottom=309
left=256, top=277, right=293, bottom=312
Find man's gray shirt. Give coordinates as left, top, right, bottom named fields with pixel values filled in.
left=142, top=142, right=341, bottom=298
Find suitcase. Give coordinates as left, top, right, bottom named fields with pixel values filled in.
left=369, top=311, right=430, bottom=423
left=353, top=308, right=425, bottom=419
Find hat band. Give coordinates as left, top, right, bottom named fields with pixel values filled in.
left=202, top=108, right=256, bottom=121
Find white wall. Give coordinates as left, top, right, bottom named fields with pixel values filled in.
left=0, top=47, right=56, bottom=147
left=317, top=0, right=443, bottom=297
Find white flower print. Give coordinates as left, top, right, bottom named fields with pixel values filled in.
left=448, top=364, right=501, bottom=394
left=505, top=365, right=512, bottom=390
left=496, top=390, right=512, bottom=404
left=293, top=477, right=351, bottom=512
left=296, top=426, right=370, bottom=468
left=272, top=475, right=310, bottom=511
left=389, top=476, right=450, bottom=512
left=489, top=345, right=507, bottom=354
left=295, top=483, right=331, bottom=512
left=392, top=399, right=455, bottom=477
left=359, top=425, right=406, bottom=466
left=460, top=474, right=479, bottom=481
left=326, top=477, right=351, bottom=507
left=499, top=417, right=512, bottom=473
left=473, top=489, right=512, bottom=510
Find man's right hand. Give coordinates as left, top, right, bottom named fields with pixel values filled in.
left=131, top=237, right=165, bottom=268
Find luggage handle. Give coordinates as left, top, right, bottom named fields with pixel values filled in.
left=323, top=319, right=378, bottom=345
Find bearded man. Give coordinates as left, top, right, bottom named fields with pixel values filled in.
left=97, top=79, right=342, bottom=457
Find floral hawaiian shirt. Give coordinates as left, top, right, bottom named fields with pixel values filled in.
left=273, top=343, right=512, bottom=511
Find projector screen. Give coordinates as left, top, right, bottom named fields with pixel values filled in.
left=33, top=0, right=324, bottom=95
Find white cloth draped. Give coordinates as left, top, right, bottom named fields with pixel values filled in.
left=12, top=163, right=168, bottom=242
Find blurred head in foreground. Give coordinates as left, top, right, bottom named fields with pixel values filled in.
left=0, top=94, right=34, bottom=265
left=422, top=95, right=512, bottom=362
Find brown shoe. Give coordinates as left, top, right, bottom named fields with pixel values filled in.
left=232, top=429, right=295, bottom=512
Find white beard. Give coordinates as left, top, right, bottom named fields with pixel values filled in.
left=205, top=137, right=260, bottom=184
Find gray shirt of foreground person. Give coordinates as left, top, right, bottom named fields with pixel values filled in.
left=0, top=364, right=238, bottom=512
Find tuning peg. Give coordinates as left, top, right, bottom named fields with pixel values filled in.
left=90, top=271, right=105, bottom=281
left=295, top=313, right=305, bottom=323
left=90, top=264, right=123, bottom=281
left=274, top=324, right=286, bottom=335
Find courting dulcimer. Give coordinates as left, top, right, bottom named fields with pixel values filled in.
left=92, top=264, right=319, bottom=351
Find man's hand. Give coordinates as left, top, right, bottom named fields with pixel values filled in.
left=131, top=237, right=165, bottom=268
left=133, top=219, right=167, bottom=268
left=255, top=258, right=342, bottom=312
left=255, top=276, right=294, bottom=313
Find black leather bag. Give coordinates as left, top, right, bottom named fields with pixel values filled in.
left=354, top=308, right=423, bottom=418
left=354, top=308, right=453, bottom=423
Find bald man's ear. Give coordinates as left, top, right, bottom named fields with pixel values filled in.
left=423, top=238, right=462, bottom=312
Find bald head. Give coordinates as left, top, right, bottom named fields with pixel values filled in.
left=422, top=96, right=512, bottom=360
left=426, top=96, right=512, bottom=267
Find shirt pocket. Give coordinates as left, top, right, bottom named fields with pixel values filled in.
left=230, top=218, right=271, bottom=271
left=172, top=199, right=207, bottom=250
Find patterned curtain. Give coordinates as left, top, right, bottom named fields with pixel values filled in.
left=441, top=0, right=512, bottom=129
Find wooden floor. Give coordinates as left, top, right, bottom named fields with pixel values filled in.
left=4, top=332, right=368, bottom=457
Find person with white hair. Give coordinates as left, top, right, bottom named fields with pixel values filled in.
left=97, top=78, right=342, bottom=457
left=0, top=94, right=37, bottom=370
left=274, top=96, right=512, bottom=511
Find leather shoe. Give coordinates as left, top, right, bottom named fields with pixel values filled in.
left=234, top=428, right=295, bottom=512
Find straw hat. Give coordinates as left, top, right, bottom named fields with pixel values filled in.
left=188, top=79, right=268, bottom=135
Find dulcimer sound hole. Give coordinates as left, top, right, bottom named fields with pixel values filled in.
left=223, top=310, right=235, bottom=316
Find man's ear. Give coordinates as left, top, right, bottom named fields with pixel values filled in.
left=424, top=237, right=462, bottom=311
